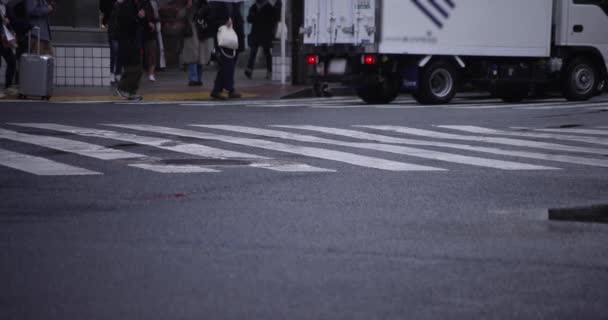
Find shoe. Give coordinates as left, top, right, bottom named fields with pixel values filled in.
left=114, top=87, right=129, bottom=99
left=210, top=91, right=227, bottom=100
left=188, top=81, right=198, bottom=87
left=228, top=91, right=242, bottom=99
left=244, top=69, right=252, bottom=79
left=148, top=75, right=156, bottom=82
left=196, top=81, right=203, bottom=86
left=4, top=87, right=18, bottom=96
left=265, top=72, right=272, bottom=80
left=128, top=94, right=143, bottom=101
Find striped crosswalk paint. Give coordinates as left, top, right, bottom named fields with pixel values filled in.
left=519, top=128, right=608, bottom=136
left=11, top=123, right=331, bottom=173
left=0, top=148, right=100, bottom=176
left=194, top=125, right=557, bottom=170
left=1, top=127, right=219, bottom=174
left=358, top=126, right=608, bottom=156
left=437, top=125, right=608, bottom=146
left=275, top=125, right=608, bottom=168
left=106, top=124, right=443, bottom=172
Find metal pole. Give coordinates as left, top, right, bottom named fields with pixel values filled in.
left=280, top=0, right=287, bottom=84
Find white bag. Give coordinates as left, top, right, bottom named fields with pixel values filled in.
left=217, top=25, right=238, bottom=50
left=275, top=22, right=288, bottom=40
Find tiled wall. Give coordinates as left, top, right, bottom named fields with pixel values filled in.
left=0, top=46, right=114, bottom=88
left=54, top=46, right=113, bottom=87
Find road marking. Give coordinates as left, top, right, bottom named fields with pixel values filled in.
left=128, top=164, right=219, bottom=173
left=10, top=123, right=329, bottom=173
left=107, top=124, right=442, bottom=172
left=450, top=100, right=579, bottom=109
left=0, top=128, right=142, bottom=160
left=511, top=127, right=608, bottom=136
left=437, top=125, right=608, bottom=146
left=276, top=125, right=608, bottom=168
left=357, top=126, right=608, bottom=156
left=196, top=125, right=557, bottom=170
left=0, top=148, right=101, bottom=176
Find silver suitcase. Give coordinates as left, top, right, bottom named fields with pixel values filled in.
left=18, top=27, right=54, bottom=100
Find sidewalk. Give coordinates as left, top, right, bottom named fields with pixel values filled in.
left=50, top=66, right=307, bottom=102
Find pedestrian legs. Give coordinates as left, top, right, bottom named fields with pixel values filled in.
left=0, top=47, right=16, bottom=90
left=187, top=63, right=202, bottom=85
left=263, top=45, right=272, bottom=79
left=245, top=44, right=259, bottom=79
left=212, top=49, right=239, bottom=99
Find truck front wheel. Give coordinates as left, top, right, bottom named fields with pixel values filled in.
left=562, top=57, right=598, bottom=101
left=414, top=61, right=457, bottom=105
left=355, top=73, right=400, bottom=104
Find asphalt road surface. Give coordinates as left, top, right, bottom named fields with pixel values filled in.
left=1, top=94, right=608, bottom=319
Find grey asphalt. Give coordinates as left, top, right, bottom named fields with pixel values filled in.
left=1, top=94, right=608, bottom=319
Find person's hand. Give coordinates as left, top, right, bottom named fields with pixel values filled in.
left=186, top=0, right=193, bottom=9
left=226, top=18, right=233, bottom=28
left=138, top=9, right=146, bottom=18
left=148, top=22, right=155, bottom=31
left=48, top=4, right=54, bottom=12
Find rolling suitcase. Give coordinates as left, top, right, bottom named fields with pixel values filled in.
left=18, top=27, right=54, bottom=100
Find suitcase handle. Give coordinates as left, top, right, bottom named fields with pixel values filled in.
left=28, top=26, right=42, bottom=55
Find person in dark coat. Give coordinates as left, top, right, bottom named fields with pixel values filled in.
left=114, top=0, right=148, bottom=100
left=207, top=1, right=244, bottom=100
left=0, top=0, right=17, bottom=97
left=245, top=0, right=280, bottom=80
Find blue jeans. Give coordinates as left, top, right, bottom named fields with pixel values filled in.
left=110, top=39, right=122, bottom=75
left=213, top=49, right=237, bottom=93
left=187, top=64, right=203, bottom=82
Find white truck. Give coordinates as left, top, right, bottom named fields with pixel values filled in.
left=301, top=0, right=608, bottom=104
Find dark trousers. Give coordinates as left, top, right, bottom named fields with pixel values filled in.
left=118, top=39, right=142, bottom=94
left=246, top=44, right=272, bottom=73
left=213, top=49, right=237, bottom=94
left=0, top=46, right=16, bottom=89
left=108, top=33, right=121, bottom=75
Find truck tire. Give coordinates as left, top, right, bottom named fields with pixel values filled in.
left=562, top=57, right=599, bottom=101
left=414, top=61, right=457, bottom=105
left=355, top=73, right=400, bottom=104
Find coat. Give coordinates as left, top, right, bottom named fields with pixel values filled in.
left=247, top=1, right=279, bottom=47
left=206, top=2, right=245, bottom=53
left=25, top=0, right=51, bottom=41
left=180, top=0, right=213, bottom=65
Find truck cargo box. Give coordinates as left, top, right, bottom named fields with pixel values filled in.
left=304, top=0, right=554, bottom=58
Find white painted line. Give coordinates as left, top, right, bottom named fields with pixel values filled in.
left=357, top=126, right=608, bottom=156
left=451, top=101, right=573, bottom=109
left=109, top=124, right=442, bottom=172
left=515, top=102, right=608, bottom=110
left=0, top=148, right=101, bottom=176
left=513, top=127, right=608, bottom=136
left=438, top=125, right=608, bottom=146
left=56, top=100, right=116, bottom=104
left=196, top=125, right=556, bottom=170
left=0, top=128, right=142, bottom=160
left=11, top=123, right=332, bottom=173
left=128, top=164, right=219, bottom=173
left=277, top=125, right=608, bottom=168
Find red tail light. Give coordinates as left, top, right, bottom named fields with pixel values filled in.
left=306, top=54, right=319, bottom=65
left=362, top=54, right=377, bottom=65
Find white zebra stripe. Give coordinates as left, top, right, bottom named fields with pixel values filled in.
left=195, top=125, right=557, bottom=170
left=0, top=148, right=100, bottom=176
left=0, top=128, right=142, bottom=160
left=357, top=126, right=608, bottom=155
left=128, top=164, right=219, bottom=173
left=11, top=123, right=332, bottom=173
left=437, top=125, right=608, bottom=146
left=512, top=128, right=608, bottom=136
left=275, top=125, right=608, bottom=168
left=107, top=124, right=443, bottom=172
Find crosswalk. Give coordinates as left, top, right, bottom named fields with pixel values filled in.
left=110, top=95, right=608, bottom=111
left=1, top=123, right=607, bottom=176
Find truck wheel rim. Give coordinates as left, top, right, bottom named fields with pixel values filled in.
left=572, top=65, right=595, bottom=95
left=430, top=69, right=453, bottom=98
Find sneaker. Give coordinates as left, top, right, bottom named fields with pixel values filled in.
left=210, top=91, right=227, bottom=100
left=244, top=69, right=252, bottom=79
left=228, top=91, right=242, bottom=99
left=114, top=87, right=129, bottom=99
left=148, top=75, right=156, bottom=82
left=128, top=94, right=143, bottom=101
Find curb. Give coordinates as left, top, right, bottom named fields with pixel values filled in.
left=548, top=204, right=608, bottom=223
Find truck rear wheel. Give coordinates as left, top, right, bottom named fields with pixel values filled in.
left=562, top=57, right=598, bottom=101
left=355, top=73, right=400, bottom=104
left=414, top=61, right=457, bottom=105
